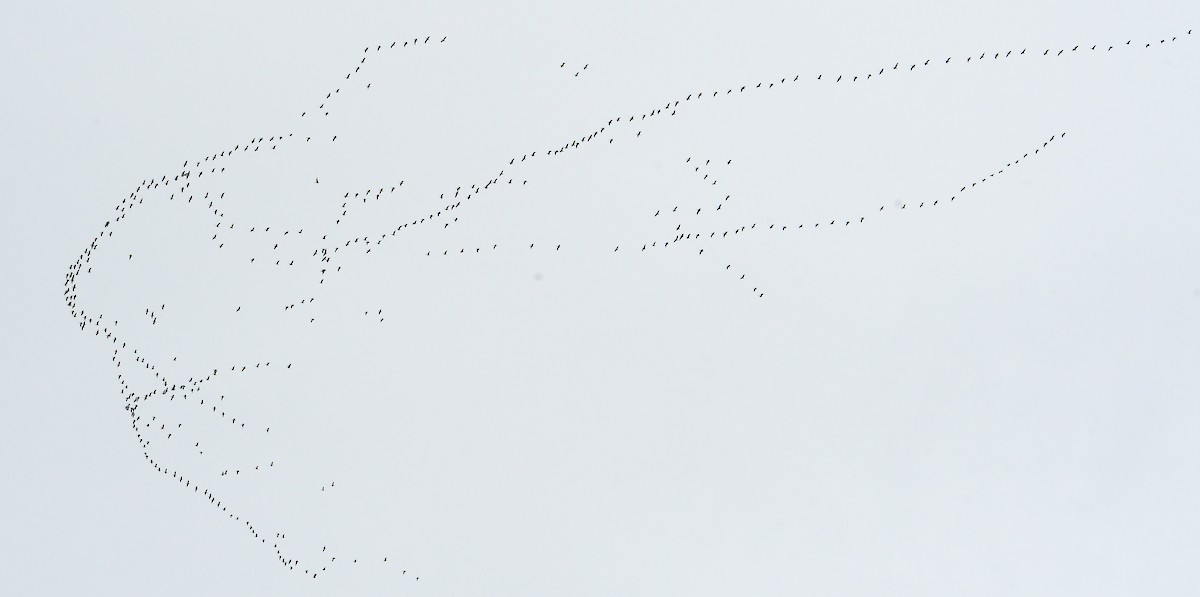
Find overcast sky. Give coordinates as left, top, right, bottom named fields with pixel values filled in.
left=4, top=2, right=1200, bottom=595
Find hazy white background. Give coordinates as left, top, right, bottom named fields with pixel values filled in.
left=3, top=1, right=1199, bottom=595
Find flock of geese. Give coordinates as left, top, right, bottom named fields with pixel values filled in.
left=62, top=27, right=1191, bottom=582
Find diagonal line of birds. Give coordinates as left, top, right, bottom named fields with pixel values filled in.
left=60, top=27, right=1191, bottom=581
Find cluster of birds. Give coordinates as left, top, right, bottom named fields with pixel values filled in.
left=106, top=340, right=413, bottom=579
left=120, top=29, right=1192, bottom=304
left=62, top=27, right=1189, bottom=581
left=59, top=38, right=463, bottom=579
left=562, top=61, right=590, bottom=78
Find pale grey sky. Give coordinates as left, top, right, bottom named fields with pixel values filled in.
left=3, top=2, right=1199, bottom=595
